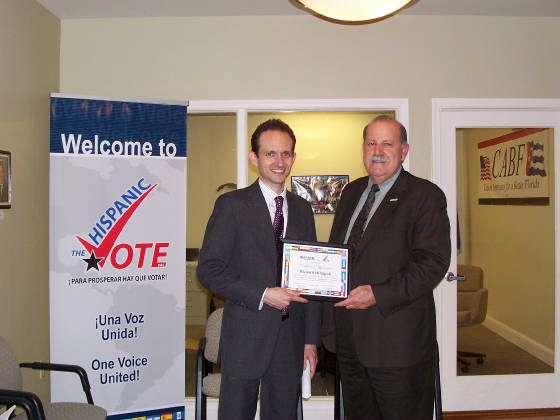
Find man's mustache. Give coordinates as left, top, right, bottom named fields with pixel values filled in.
left=370, top=155, right=389, bottom=163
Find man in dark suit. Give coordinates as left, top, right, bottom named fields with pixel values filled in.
left=197, top=119, right=321, bottom=420
left=329, top=115, right=451, bottom=419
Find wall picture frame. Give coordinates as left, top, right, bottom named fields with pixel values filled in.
left=0, top=150, right=12, bottom=209
left=291, top=175, right=348, bottom=214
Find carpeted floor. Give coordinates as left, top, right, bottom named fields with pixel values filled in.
left=457, top=324, right=553, bottom=376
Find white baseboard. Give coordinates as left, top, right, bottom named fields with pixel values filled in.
left=483, top=315, right=554, bottom=367
left=184, top=396, right=335, bottom=420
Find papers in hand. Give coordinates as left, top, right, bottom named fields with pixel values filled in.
left=0, top=405, right=16, bottom=420
left=302, top=359, right=311, bottom=399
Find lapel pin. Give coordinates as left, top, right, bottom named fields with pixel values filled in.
left=389, top=198, right=399, bottom=202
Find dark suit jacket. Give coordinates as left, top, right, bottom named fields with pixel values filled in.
left=197, top=180, right=321, bottom=379
left=329, top=170, right=451, bottom=368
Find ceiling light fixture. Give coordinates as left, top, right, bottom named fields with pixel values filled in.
left=293, top=0, right=415, bottom=23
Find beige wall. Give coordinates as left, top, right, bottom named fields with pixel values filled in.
left=59, top=15, right=560, bottom=180
left=0, top=0, right=59, bottom=401
left=186, top=114, right=237, bottom=248
left=461, top=128, right=555, bottom=350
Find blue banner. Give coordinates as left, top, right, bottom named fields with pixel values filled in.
left=49, top=94, right=187, bottom=419
left=50, top=96, right=186, bottom=157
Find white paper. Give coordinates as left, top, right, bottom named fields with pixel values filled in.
left=0, top=406, right=16, bottom=420
left=288, top=249, right=342, bottom=291
left=302, top=359, right=311, bottom=399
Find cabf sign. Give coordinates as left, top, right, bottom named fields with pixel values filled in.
left=478, top=128, right=550, bottom=205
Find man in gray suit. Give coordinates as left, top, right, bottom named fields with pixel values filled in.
left=197, top=119, right=321, bottom=420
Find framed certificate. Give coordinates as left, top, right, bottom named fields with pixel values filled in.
left=280, top=239, right=350, bottom=301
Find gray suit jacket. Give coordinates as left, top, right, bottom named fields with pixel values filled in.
left=328, top=170, right=451, bottom=368
left=197, top=180, right=321, bottom=379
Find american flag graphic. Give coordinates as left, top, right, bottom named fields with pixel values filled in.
left=479, top=155, right=491, bottom=181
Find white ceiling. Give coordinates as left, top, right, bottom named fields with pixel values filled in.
left=36, top=0, right=560, bottom=19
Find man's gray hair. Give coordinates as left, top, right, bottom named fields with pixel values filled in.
left=362, top=115, right=408, bottom=145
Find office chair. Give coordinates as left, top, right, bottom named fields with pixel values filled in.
left=195, top=308, right=222, bottom=420
left=0, top=335, right=107, bottom=419
left=457, top=264, right=489, bottom=372
left=195, top=308, right=304, bottom=420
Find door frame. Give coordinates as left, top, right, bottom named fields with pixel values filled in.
left=432, top=98, right=560, bottom=411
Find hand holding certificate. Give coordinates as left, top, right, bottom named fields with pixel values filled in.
left=280, top=239, right=350, bottom=301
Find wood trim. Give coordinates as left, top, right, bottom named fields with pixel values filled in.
left=444, top=408, right=560, bottom=419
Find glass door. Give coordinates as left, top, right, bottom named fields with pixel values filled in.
left=432, top=98, right=560, bottom=411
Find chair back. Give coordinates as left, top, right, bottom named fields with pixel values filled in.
left=457, top=264, right=484, bottom=291
left=0, top=336, right=23, bottom=391
left=204, top=308, right=223, bottom=364
left=456, top=264, right=488, bottom=326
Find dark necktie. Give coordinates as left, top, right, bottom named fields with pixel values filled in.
left=347, top=184, right=380, bottom=255
left=273, top=196, right=284, bottom=246
left=273, top=196, right=289, bottom=318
